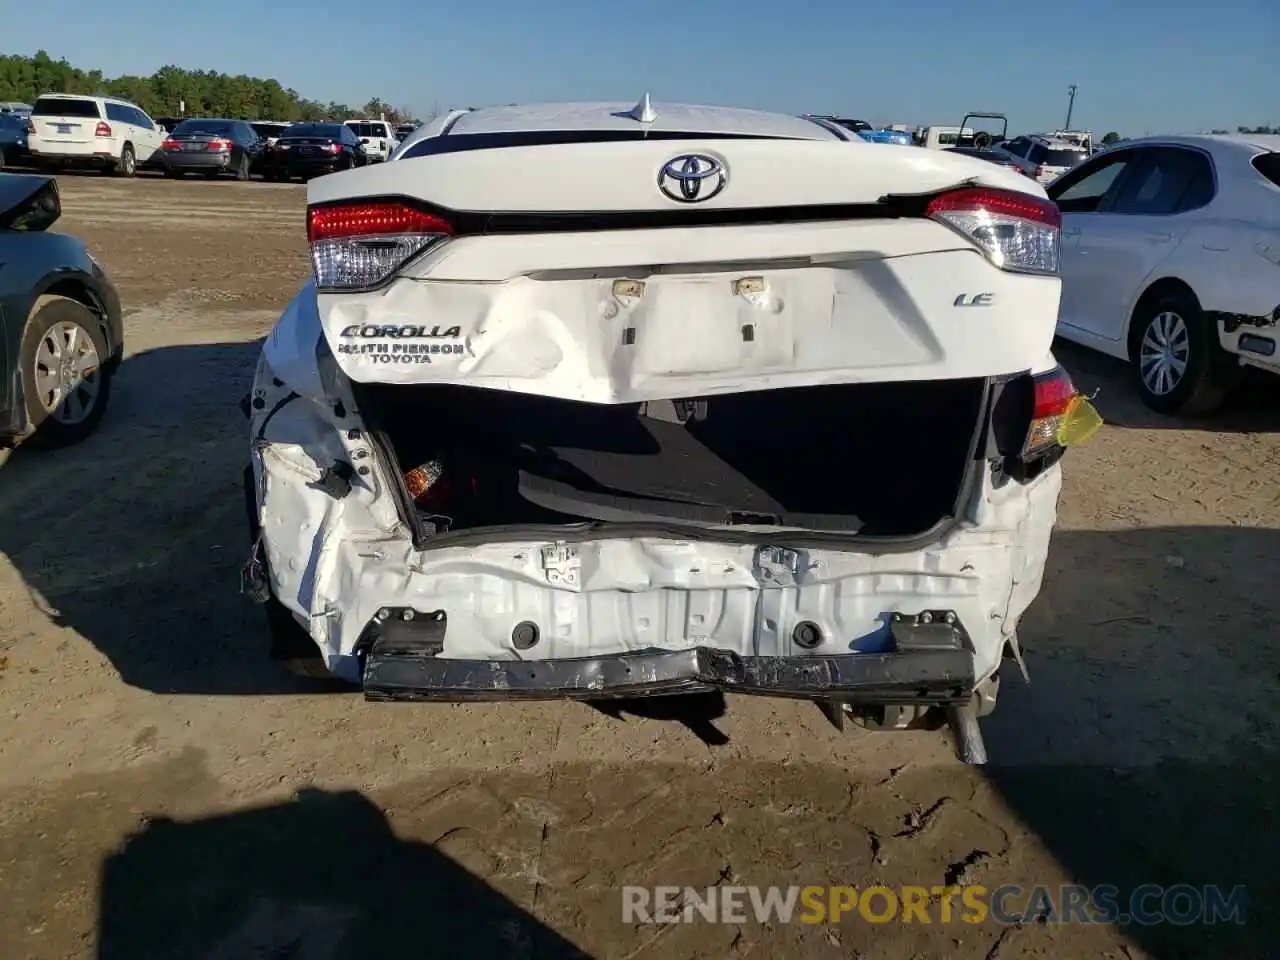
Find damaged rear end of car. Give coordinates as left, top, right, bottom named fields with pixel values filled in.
left=243, top=102, right=1101, bottom=761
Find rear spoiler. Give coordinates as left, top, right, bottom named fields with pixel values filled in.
left=0, top=174, right=60, bottom=232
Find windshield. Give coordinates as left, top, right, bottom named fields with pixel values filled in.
left=172, top=119, right=236, bottom=137
left=32, top=97, right=101, bottom=118
left=252, top=123, right=288, bottom=138
left=283, top=123, right=343, bottom=139
left=347, top=123, right=388, bottom=138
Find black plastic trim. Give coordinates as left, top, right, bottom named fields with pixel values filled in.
left=364, top=645, right=975, bottom=703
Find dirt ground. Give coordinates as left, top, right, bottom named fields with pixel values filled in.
left=0, top=174, right=1277, bottom=960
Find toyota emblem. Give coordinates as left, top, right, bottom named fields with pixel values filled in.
left=657, top=154, right=727, bottom=203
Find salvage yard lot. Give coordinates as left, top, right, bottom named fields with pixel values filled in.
left=0, top=175, right=1277, bottom=959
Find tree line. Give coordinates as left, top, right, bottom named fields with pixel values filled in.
left=0, top=51, right=416, bottom=123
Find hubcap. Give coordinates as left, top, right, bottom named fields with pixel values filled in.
left=1138, top=311, right=1190, bottom=396
left=33, top=321, right=101, bottom=425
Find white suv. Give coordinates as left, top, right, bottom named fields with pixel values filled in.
left=344, top=120, right=395, bottom=162
left=996, top=135, right=1089, bottom=185
left=27, top=94, right=163, bottom=176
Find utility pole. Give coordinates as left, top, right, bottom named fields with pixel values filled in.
left=1065, top=84, right=1078, bottom=131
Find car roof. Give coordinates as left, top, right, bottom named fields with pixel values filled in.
left=445, top=100, right=838, bottom=141
left=1099, top=133, right=1280, bottom=157
left=1029, top=135, right=1087, bottom=150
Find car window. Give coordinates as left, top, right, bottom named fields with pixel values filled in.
left=1027, top=143, right=1047, bottom=163
left=1252, top=153, right=1280, bottom=188
left=132, top=108, right=155, bottom=130
left=1110, top=147, right=1214, bottom=216
left=32, top=97, right=101, bottom=118
left=174, top=119, right=237, bottom=137
left=104, top=102, right=131, bottom=124
left=1048, top=152, right=1137, bottom=213
left=1044, top=148, right=1086, bottom=168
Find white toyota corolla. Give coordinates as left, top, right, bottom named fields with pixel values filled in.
left=242, top=98, right=1100, bottom=762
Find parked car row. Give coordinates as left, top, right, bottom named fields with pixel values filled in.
left=13, top=92, right=423, bottom=181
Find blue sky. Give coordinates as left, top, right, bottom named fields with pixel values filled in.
left=6, top=0, right=1277, bottom=134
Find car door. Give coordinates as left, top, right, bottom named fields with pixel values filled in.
left=1047, top=149, right=1145, bottom=344
left=1069, top=147, right=1213, bottom=342
left=130, top=107, right=163, bottom=163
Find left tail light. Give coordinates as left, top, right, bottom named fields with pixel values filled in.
left=925, top=186, right=1060, bottom=275
left=1022, top=366, right=1102, bottom=460
left=307, top=200, right=454, bottom=290
left=162, top=138, right=180, bottom=150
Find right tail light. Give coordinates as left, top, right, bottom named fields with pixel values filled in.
left=94, top=121, right=112, bottom=138
left=307, top=200, right=453, bottom=291
left=1022, top=367, right=1101, bottom=460
left=925, top=186, right=1060, bottom=275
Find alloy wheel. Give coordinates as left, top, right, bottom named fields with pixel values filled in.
left=33, top=321, right=101, bottom=425
left=1139, top=311, right=1190, bottom=396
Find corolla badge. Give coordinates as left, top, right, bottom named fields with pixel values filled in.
left=657, top=154, right=727, bottom=203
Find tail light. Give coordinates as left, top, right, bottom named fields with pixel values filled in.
left=925, top=186, right=1060, bottom=274
left=404, top=459, right=478, bottom=523
left=25, top=118, right=35, bottom=134
left=1033, top=165, right=1045, bottom=179
left=207, top=138, right=233, bottom=152
left=162, top=138, right=180, bottom=150
left=324, top=142, right=341, bottom=154
left=1022, top=367, right=1102, bottom=460
left=307, top=200, right=454, bottom=290
left=94, top=121, right=112, bottom=138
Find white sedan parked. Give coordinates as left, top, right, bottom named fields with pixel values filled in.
left=1048, top=134, right=1280, bottom=414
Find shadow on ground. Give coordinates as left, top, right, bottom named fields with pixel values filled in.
left=1054, top=338, right=1280, bottom=433
left=0, top=338, right=317, bottom=694
left=96, top=786, right=589, bottom=960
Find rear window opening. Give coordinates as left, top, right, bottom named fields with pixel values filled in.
left=1252, top=153, right=1280, bottom=188
left=347, top=123, right=389, bottom=138
left=33, top=97, right=101, bottom=119
left=1044, top=149, right=1086, bottom=167
left=352, top=379, right=993, bottom=547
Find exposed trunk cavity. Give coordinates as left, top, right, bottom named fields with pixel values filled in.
left=353, top=379, right=991, bottom=547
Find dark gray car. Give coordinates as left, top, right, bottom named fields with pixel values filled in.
left=161, top=118, right=264, bottom=180
left=0, top=174, right=123, bottom=447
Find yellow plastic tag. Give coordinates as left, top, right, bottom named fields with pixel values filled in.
left=1056, top=396, right=1103, bottom=447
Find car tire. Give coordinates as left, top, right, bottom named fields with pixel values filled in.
left=115, top=144, right=136, bottom=178
left=18, top=296, right=113, bottom=448
left=235, top=154, right=250, bottom=180
left=1129, top=289, right=1234, bottom=416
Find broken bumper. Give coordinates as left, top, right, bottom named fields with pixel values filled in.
left=362, top=608, right=976, bottom=703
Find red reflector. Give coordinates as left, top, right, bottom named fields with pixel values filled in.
left=307, top=202, right=454, bottom=242
left=1032, top=368, right=1077, bottom=419
left=925, top=187, right=1061, bottom=228
left=94, top=121, right=112, bottom=138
